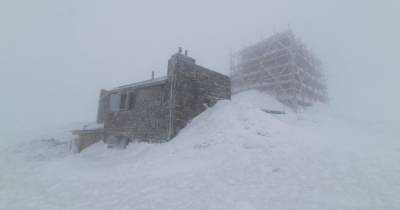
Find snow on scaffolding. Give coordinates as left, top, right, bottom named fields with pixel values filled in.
left=230, top=30, right=328, bottom=111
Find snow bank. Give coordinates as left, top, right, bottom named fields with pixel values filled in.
left=0, top=91, right=399, bottom=210
left=232, top=90, right=289, bottom=112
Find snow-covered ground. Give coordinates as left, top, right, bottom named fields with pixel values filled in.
left=1, top=91, right=399, bottom=210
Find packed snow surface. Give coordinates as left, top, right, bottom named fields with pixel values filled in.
left=1, top=90, right=399, bottom=210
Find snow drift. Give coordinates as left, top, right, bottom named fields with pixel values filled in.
left=0, top=90, right=399, bottom=210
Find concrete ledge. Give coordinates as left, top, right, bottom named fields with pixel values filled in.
left=72, top=129, right=104, bottom=153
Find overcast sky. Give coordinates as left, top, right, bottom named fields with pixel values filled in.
left=1, top=0, right=399, bottom=134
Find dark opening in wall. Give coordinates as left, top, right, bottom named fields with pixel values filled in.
left=120, top=93, right=127, bottom=110
left=128, top=92, right=136, bottom=110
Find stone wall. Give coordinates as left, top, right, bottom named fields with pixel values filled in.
left=103, top=82, right=170, bottom=143
left=97, top=89, right=109, bottom=124
left=168, top=53, right=231, bottom=138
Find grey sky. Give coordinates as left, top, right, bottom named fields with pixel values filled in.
left=1, top=0, right=399, bottom=133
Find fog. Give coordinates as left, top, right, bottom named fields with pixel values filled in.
left=1, top=0, right=399, bottom=134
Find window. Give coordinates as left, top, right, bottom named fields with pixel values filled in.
left=128, top=92, right=136, bottom=110
left=120, top=93, right=127, bottom=110
left=110, top=93, right=121, bottom=112
left=110, top=92, right=129, bottom=111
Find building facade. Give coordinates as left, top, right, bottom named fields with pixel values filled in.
left=72, top=50, right=231, bottom=152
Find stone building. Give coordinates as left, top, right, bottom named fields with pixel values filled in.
left=72, top=49, right=231, bottom=152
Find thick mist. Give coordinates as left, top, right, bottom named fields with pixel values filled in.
left=1, top=0, right=399, bottom=134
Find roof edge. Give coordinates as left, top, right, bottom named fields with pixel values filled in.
left=111, top=76, right=168, bottom=91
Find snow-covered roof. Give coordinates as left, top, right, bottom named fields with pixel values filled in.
left=111, top=76, right=168, bottom=91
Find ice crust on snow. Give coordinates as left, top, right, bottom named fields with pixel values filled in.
left=0, top=90, right=399, bottom=210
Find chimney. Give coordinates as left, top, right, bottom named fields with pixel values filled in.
left=178, top=47, right=182, bottom=54
left=151, top=71, right=155, bottom=80
left=184, top=50, right=188, bottom=56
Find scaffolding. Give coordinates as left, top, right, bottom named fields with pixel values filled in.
left=230, top=30, right=328, bottom=111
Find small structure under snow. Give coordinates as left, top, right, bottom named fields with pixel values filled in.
left=230, top=30, right=327, bottom=110
left=72, top=49, right=231, bottom=152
